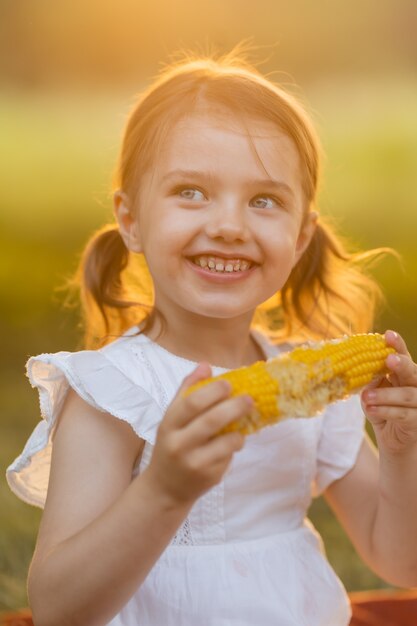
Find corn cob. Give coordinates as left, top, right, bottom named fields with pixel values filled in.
left=185, top=333, right=396, bottom=435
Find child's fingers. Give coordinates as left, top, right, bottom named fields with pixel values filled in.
left=362, top=384, right=417, bottom=431
left=385, top=330, right=409, bottom=385
left=182, top=394, right=252, bottom=446
left=385, top=352, right=417, bottom=388
left=384, top=329, right=412, bottom=358
left=191, top=431, right=245, bottom=468
left=178, top=362, right=213, bottom=391
left=166, top=366, right=232, bottom=429
left=365, top=404, right=417, bottom=424
left=176, top=434, right=244, bottom=496
left=362, top=385, right=417, bottom=418
left=363, top=385, right=417, bottom=408
left=376, top=330, right=416, bottom=389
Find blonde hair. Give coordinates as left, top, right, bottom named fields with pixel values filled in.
left=72, top=49, right=388, bottom=348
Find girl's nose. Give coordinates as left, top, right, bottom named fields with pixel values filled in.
left=204, top=202, right=250, bottom=242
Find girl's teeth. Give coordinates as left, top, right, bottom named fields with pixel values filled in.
left=194, top=256, right=251, bottom=273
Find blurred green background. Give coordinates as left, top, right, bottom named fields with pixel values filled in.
left=1, top=0, right=417, bottom=612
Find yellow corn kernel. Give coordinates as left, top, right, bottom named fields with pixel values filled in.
left=184, top=333, right=395, bottom=435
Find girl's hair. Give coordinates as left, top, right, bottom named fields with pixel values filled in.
left=71, top=48, right=390, bottom=349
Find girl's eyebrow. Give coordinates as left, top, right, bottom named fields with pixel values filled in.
left=247, top=179, right=295, bottom=198
left=162, top=169, right=295, bottom=197
left=162, top=169, right=213, bottom=184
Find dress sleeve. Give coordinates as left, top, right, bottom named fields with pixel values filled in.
left=6, top=350, right=163, bottom=508
left=312, top=394, right=366, bottom=497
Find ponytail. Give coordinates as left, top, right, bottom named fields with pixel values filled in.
left=73, top=224, right=154, bottom=348
left=276, top=218, right=389, bottom=340
left=83, top=225, right=129, bottom=312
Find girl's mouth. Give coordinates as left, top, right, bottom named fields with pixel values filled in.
left=190, top=255, right=254, bottom=274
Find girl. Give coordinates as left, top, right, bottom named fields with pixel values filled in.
left=7, top=51, right=417, bottom=626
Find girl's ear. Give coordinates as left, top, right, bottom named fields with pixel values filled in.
left=293, top=211, right=318, bottom=266
left=113, top=190, right=142, bottom=253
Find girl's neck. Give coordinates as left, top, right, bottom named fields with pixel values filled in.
left=144, top=315, right=265, bottom=369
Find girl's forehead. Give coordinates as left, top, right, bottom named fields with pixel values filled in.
left=156, top=112, right=301, bottom=174
left=165, top=111, right=289, bottom=144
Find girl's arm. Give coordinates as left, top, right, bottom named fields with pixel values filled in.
left=324, top=331, right=417, bottom=588
left=28, top=364, right=248, bottom=626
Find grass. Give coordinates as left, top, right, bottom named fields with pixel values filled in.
left=1, top=78, right=417, bottom=611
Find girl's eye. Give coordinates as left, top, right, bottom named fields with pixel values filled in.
left=250, top=195, right=279, bottom=210
left=178, top=187, right=206, bottom=201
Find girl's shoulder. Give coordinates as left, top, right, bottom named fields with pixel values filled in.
left=6, top=326, right=165, bottom=508
left=27, top=325, right=166, bottom=431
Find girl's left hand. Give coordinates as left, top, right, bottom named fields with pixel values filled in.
left=361, top=330, right=417, bottom=454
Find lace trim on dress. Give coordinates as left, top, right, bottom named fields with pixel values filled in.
left=129, top=344, right=170, bottom=412
left=129, top=342, right=196, bottom=545
left=171, top=518, right=194, bottom=546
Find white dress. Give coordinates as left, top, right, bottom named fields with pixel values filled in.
left=7, top=326, right=366, bottom=626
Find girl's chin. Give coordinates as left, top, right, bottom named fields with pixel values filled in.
left=183, top=301, right=257, bottom=321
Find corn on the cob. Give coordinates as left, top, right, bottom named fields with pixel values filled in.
left=184, top=333, right=396, bottom=435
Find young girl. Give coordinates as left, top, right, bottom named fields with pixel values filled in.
left=7, top=51, right=417, bottom=626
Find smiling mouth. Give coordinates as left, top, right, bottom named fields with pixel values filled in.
left=190, top=255, right=254, bottom=273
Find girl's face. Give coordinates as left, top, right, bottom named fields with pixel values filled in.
left=118, top=110, right=316, bottom=327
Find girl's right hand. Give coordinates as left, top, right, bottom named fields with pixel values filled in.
left=143, top=363, right=250, bottom=507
